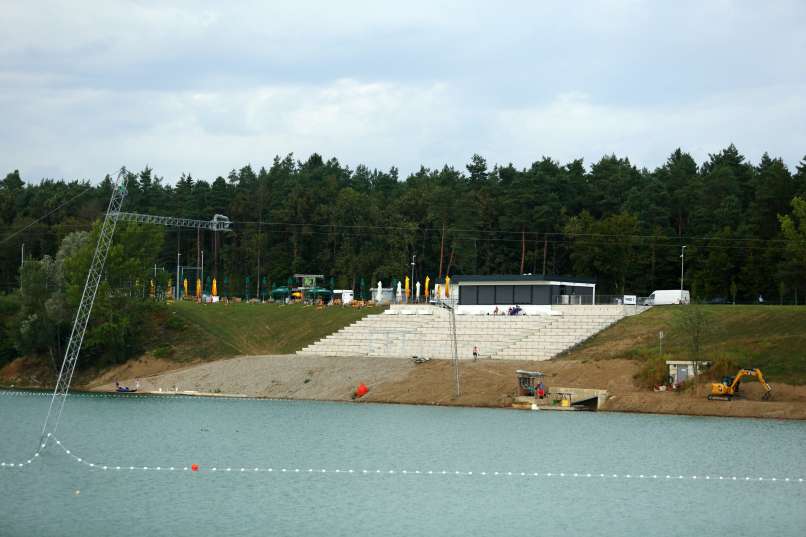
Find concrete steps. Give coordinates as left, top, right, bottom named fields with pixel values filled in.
left=297, top=304, right=647, bottom=360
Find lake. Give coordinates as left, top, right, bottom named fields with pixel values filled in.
left=1, top=390, right=804, bottom=536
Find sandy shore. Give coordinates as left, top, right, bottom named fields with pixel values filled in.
left=88, top=355, right=806, bottom=419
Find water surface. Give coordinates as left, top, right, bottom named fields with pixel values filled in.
left=1, top=391, right=804, bottom=536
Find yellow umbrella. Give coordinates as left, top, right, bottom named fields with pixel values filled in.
left=404, top=276, right=410, bottom=298
left=424, top=276, right=430, bottom=297
left=149, top=279, right=155, bottom=297
left=212, top=278, right=218, bottom=297
left=196, top=278, right=202, bottom=299
left=445, top=276, right=450, bottom=297
left=183, top=278, right=188, bottom=298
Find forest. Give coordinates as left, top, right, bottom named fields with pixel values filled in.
left=1, top=144, right=806, bottom=368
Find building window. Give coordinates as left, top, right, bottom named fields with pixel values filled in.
left=514, top=285, right=532, bottom=304
left=495, top=285, right=514, bottom=304
left=532, top=286, right=551, bottom=305
left=478, top=286, right=495, bottom=304
left=460, top=286, right=478, bottom=305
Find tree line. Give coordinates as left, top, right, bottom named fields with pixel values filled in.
left=1, top=144, right=806, bottom=368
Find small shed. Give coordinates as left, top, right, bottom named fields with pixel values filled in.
left=516, top=370, right=546, bottom=397
left=666, top=360, right=710, bottom=385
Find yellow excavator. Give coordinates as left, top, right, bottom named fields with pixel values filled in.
left=708, top=368, right=772, bottom=401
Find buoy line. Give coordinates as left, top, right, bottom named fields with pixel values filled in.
left=0, top=435, right=803, bottom=485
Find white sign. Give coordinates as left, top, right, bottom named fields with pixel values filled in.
left=623, top=295, right=637, bottom=305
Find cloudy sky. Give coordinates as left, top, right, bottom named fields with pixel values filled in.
left=1, top=0, right=805, bottom=183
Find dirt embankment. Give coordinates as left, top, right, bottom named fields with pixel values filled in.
left=87, top=355, right=806, bottom=420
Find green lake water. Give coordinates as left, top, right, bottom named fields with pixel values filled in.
left=1, top=391, right=804, bottom=536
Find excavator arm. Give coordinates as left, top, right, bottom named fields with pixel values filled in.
left=730, top=368, right=772, bottom=400
left=709, top=367, right=772, bottom=401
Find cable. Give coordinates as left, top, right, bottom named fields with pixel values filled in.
left=0, top=186, right=95, bottom=244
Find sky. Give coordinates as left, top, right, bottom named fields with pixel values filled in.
left=1, top=0, right=805, bottom=183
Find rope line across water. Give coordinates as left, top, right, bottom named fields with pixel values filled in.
left=0, top=435, right=803, bottom=485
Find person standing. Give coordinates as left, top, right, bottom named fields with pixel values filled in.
left=473, top=345, right=479, bottom=361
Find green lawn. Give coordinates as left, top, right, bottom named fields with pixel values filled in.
left=157, top=301, right=385, bottom=360
left=566, top=306, right=806, bottom=384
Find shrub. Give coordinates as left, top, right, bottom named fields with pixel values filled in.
left=152, top=345, right=175, bottom=359
left=634, top=354, right=670, bottom=389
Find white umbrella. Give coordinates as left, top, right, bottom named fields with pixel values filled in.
left=415, top=281, right=421, bottom=302
left=396, top=281, right=402, bottom=302
left=377, top=281, right=382, bottom=302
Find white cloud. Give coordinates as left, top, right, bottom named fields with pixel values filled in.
left=0, top=1, right=804, bottom=181
left=490, top=85, right=806, bottom=170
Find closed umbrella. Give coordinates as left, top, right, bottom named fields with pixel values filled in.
left=195, top=278, right=202, bottom=299
left=415, top=281, right=421, bottom=302
left=377, top=281, right=382, bottom=302
left=404, top=276, right=410, bottom=301
left=396, top=280, right=402, bottom=302
left=445, top=276, right=451, bottom=297
left=183, top=278, right=188, bottom=299
left=212, top=278, right=218, bottom=297
left=424, top=276, right=430, bottom=298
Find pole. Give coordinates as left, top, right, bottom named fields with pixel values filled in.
left=176, top=252, right=181, bottom=301
left=520, top=229, right=526, bottom=274
left=411, top=254, right=416, bottom=303
left=201, top=250, right=204, bottom=295
left=438, top=224, right=445, bottom=280
left=20, top=243, right=24, bottom=270
left=680, top=245, right=687, bottom=297
left=542, top=235, right=548, bottom=275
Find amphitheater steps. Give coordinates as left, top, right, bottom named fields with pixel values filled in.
left=297, top=304, right=645, bottom=360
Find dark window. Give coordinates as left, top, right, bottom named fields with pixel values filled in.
left=573, top=285, right=593, bottom=296
left=495, top=285, right=514, bottom=304
left=478, top=286, right=495, bottom=304
left=460, top=285, right=478, bottom=305
left=532, top=286, right=551, bottom=305
left=514, top=285, right=532, bottom=304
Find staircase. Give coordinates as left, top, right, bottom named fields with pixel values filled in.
left=297, top=304, right=647, bottom=361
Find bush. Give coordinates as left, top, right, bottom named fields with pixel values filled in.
left=152, top=345, right=175, bottom=359
left=709, top=356, right=739, bottom=381
left=166, top=315, right=186, bottom=331
left=634, top=354, right=671, bottom=389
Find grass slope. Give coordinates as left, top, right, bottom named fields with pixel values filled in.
left=156, top=302, right=385, bottom=361
left=565, top=305, right=806, bottom=384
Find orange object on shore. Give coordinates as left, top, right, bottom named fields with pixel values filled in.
left=354, top=383, right=369, bottom=398
left=191, top=464, right=199, bottom=472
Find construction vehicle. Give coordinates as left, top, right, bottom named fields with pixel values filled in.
left=708, top=368, right=772, bottom=401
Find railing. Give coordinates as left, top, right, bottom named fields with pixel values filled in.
left=552, top=294, right=650, bottom=306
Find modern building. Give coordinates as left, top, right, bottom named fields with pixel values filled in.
left=452, top=274, right=596, bottom=314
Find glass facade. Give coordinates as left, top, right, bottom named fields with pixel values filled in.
left=458, top=284, right=588, bottom=305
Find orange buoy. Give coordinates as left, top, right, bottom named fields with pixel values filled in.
left=191, top=464, right=199, bottom=472
left=354, top=383, right=369, bottom=398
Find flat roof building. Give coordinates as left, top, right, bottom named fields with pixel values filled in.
left=452, top=274, right=596, bottom=314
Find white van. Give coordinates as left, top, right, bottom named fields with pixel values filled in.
left=646, top=290, right=690, bottom=305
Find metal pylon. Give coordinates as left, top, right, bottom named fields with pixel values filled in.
left=36, top=174, right=233, bottom=449
left=39, top=172, right=128, bottom=446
